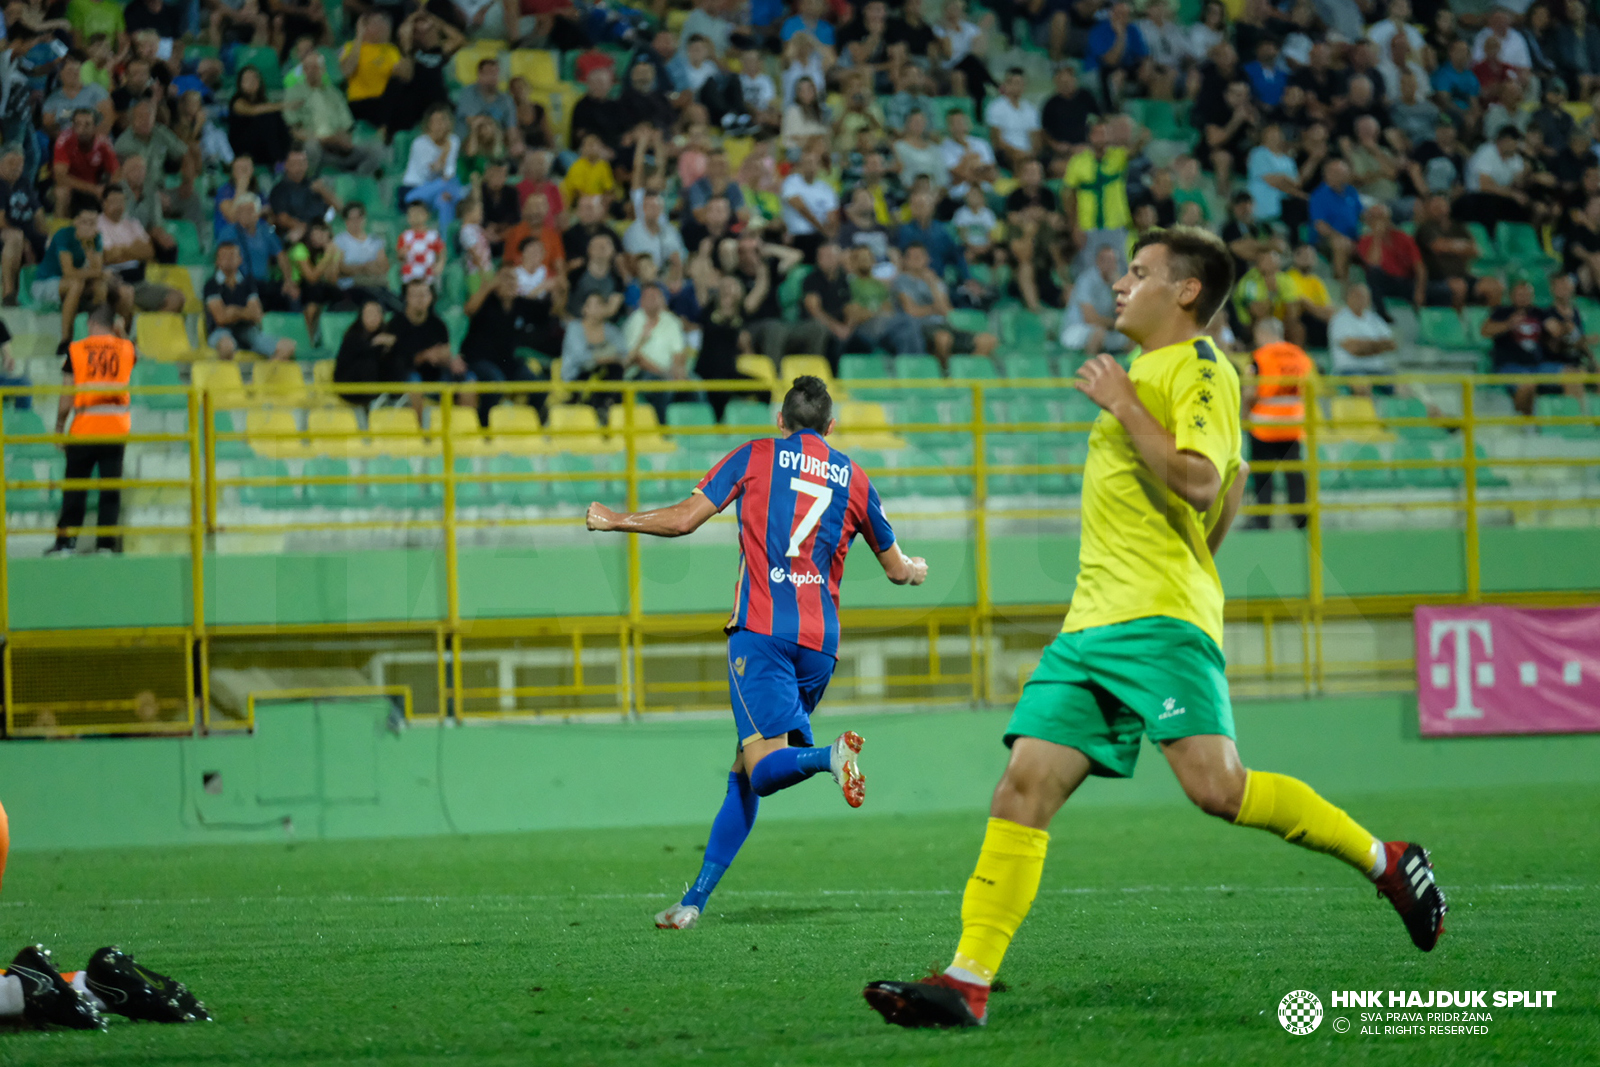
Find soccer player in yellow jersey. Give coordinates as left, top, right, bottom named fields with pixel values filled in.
left=864, top=228, right=1448, bottom=1030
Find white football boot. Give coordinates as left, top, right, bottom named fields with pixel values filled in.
left=654, top=902, right=701, bottom=929
left=829, top=731, right=866, bottom=808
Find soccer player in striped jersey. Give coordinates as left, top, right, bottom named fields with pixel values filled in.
left=586, top=376, right=928, bottom=929
left=864, top=228, right=1447, bottom=1030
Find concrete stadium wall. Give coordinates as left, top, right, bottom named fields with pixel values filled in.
left=3, top=694, right=1598, bottom=851
left=10, top=527, right=1600, bottom=629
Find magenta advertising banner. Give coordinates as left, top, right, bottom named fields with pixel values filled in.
left=1415, top=605, right=1600, bottom=737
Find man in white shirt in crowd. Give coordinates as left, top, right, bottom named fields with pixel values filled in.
left=1060, top=244, right=1128, bottom=354
left=622, top=282, right=690, bottom=421
left=1328, top=282, right=1398, bottom=392
left=97, top=185, right=184, bottom=319
left=1367, top=0, right=1424, bottom=56
left=781, top=149, right=839, bottom=263
left=623, top=191, right=687, bottom=273
left=940, top=109, right=997, bottom=201
left=983, top=68, right=1041, bottom=173
left=1472, top=6, right=1532, bottom=73
left=1461, top=127, right=1531, bottom=232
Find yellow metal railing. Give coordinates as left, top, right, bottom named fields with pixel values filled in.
left=2, top=371, right=1598, bottom=732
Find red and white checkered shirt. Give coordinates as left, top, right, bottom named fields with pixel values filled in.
left=398, top=227, right=445, bottom=284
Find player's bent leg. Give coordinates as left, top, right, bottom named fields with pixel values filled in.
left=744, top=734, right=842, bottom=799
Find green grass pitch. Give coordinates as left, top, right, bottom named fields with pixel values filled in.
left=2, top=782, right=1595, bottom=1066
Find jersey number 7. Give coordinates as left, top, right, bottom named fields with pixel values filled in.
left=786, top=477, right=834, bottom=558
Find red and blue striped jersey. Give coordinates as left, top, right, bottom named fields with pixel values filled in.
left=696, top=429, right=897, bottom=658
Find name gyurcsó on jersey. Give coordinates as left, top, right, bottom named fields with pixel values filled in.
left=777, top=448, right=852, bottom=487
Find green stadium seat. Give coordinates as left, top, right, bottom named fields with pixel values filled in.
left=903, top=447, right=964, bottom=496
left=1343, top=443, right=1394, bottom=490
left=1059, top=389, right=1100, bottom=425
left=1001, top=396, right=1055, bottom=427
left=330, top=173, right=384, bottom=210
left=1041, top=438, right=1085, bottom=495
left=1534, top=395, right=1598, bottom=438
left=305, top=456, right=359, bottom=506
left=1377, top=396, right=1446, bottom=441
left=439, top=308, right=468, bottom=350
left=240, top=458, right=297, bottom=507
left=1460, top=306, right=1494, bottom=351
left=665, top=401, right=715, bottom=427
left=894, top=396, right=965, bottom=448
left=549, top=453, right=618, bottom=505
left=233, top=46, right=284, bottom=90
left=366, top=456, right=427, bottom=508
left=318, top=310, right=358, bottom=351
left=894, top=354, right=944, bottom=381
left=1000, top=353, right=1053, bottom=380
left=168, top=220, right=205, bottom=265
left=1463, top=222, right=1503, bottom=271
left=1417, top=307, right=1473, bottom=350
left=3, top=408, right=56, bottom=460
left=487, top=454, right=543, bottom=506
left=985, top=437, right=1037, bottom=495
left=1442, top=441, right=1507, bottom=487
left=5, top=456, right=59, bottom=512
left=1395, top=441, right=1450, bottom=488
left=131, top=361, right=187, bottom=410
left=948, top=354, right=998, bottom=379
left=839, top=353, right=888, bottom=380
left=722, top=400, right=772, bottom=429
left=1497, top=223, right=1556, bottom=268
left=945, top=309, right=990, bottom=336
left=778, top=266, right=811, bottom=321
left=261, top=312, right=315, bottom=357
left=210, top=411, right=254, bottom=461
left=426, top=456, right=486, bottom=506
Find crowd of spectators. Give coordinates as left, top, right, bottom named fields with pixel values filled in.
left=0, top=0, right=1596, bottom=432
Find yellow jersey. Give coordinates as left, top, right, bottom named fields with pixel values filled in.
left=1064, top=334, right=1243, bottom=648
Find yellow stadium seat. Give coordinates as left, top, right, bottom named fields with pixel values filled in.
left=440, top=403, right=492, bottom=457
left=508, top=48, right=559, bottom=89
left=545, top=403, right=616, bottom=453
left=832, top=401, right=906, bottom=451
left=135, top=312, right=193, bottom=362
left=778, top=355, right=838, bottom=398
left=246, top=408, right=305, bottom=459
left=486, top=403, right=547, bottom=454
left=1327, top=396, right=1397, bottom=443
left=454, top=40, right=507, bottom=88
left=665, top=8, right=688, bottom=30
left=364, top=406, right=431, bottom=458
left=307, top=407, right=363, bottom=457
left=191, top=360, right=248, bottom=409
left=606, top=402, right=675, bottom=453
left=722, top=137, right=755, bottom=171
left=253, top=360, right=309, bottom=406
left=735, top=353, right=777, bottom=391
left=145, top=264, right=201, bottom=314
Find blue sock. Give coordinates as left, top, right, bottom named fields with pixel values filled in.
left=748, top=746, right=833, bottom=797
left=682, top=772, right=759, bottom=910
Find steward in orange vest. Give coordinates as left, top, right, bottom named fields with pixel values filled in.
left=1241, top=320, right=1316, bottom=530
left=49, top=305, right=135, bottom=556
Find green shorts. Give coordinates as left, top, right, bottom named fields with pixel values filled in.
left=1004, top=616, right=1234, bottom=779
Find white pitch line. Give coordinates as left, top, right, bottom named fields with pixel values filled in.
left=0, top=884, right=1586, bottom=908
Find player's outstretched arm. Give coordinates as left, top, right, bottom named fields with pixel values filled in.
left=876, top=544, right=929, bottom=586
left=586, top=493, right=719, bottom=538
left=1076, top=353, right=1222, bottom=514
left=1206, top=461, right=1249, bottom=557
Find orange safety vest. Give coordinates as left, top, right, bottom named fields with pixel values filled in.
left=68, top=334, right=136, bottom=438
left=1249, top=342, right=1314, bottom=442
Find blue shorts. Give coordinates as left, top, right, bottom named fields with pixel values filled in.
left=727, top=629, right=836, bottom=748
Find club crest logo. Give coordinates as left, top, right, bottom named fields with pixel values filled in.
left=1278, top=990, right=1324, bottom=1035
left=733, top=657, right=746, bottom=677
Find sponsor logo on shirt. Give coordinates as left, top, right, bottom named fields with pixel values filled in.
left=770, top=567, right=824, bottom=586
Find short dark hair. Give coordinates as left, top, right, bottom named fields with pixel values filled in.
left=782, top=375, right=832, bottom=433
left=344, top=200, right=366, bottom=217
left=87, top=303, right=114, bottom=329
left=477, top=57, right=498, bottom=71
left=1006, top=66, right=1025, bottom=78
left=1231, top=190, right=1253, bottom=205
left=1130, top=226, right=1236, bottom=326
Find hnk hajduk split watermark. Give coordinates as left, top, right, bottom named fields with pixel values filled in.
left=1276, top=989, right=1558, bottom=1038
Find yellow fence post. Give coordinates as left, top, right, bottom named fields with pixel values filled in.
left=623, top=387, right=641, bottom=718
left=1304, top=375, right=1324, bottom=693
left=971, top=380, right=990, bottom=702
left=188, top=384, right=208, bottom=727
left=0, top=398, right=9, bottom=639
left=1462, top=377, right=1480, bottom=601
left=442, top=387, right=463, bottom=716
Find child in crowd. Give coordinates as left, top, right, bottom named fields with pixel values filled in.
left=513, top=235, right=557, bottom=299
left=951, top=185, right=999, bottom=265
left=398, top=201, right=446, bottom=288
left=561, top=133, right=617, bottom=210
left=290, top=220, right=342, bottom=344
left=457, top=197, right=495, bottom=282
left=1172, top=155, right=1212, bottom=225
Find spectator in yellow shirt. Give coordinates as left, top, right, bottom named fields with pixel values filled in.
left=561, top=133, right=617, bottom=209
left=340, top=12, right=409, bottom=129
left=1284, top=242, right=1336, bottom=349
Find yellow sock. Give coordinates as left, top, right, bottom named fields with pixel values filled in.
left=949, top=818, right=1050, bottom=984
left=1234, top=770, right=1383, bottom=877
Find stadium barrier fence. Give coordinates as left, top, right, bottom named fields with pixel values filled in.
left=2, top=372, right=1598, bottom=736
